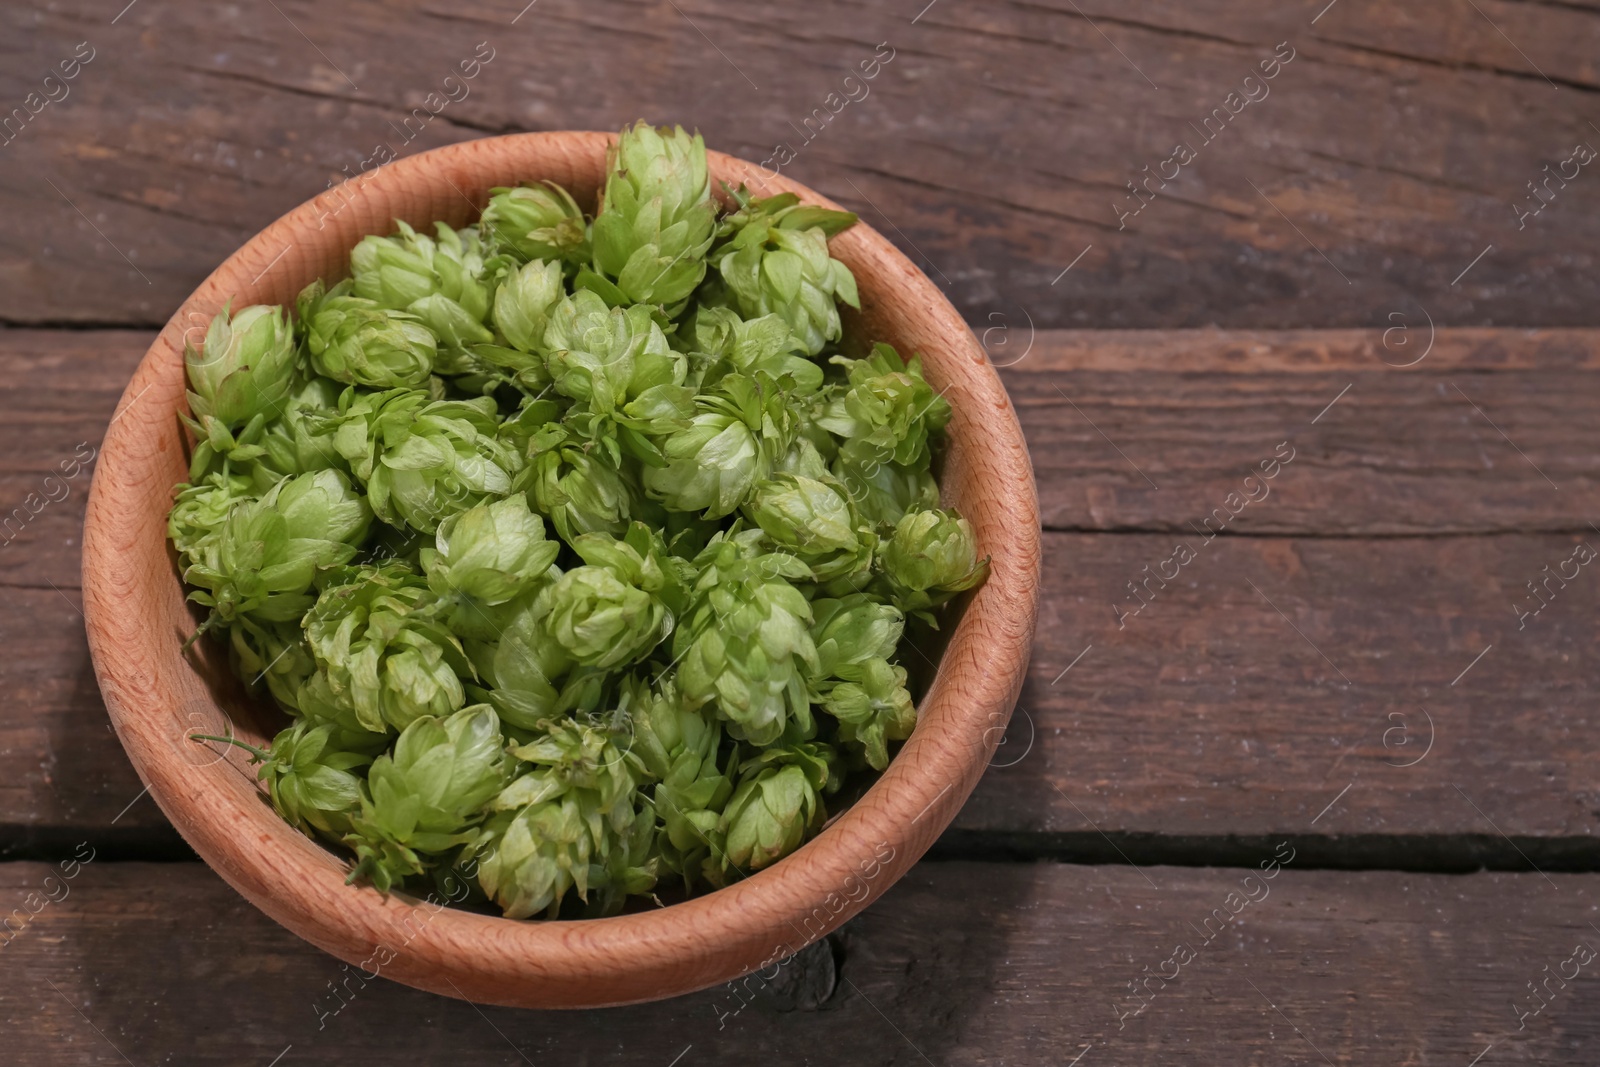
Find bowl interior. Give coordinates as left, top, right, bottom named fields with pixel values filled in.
left=82, top=131, right=1040, bottom=1008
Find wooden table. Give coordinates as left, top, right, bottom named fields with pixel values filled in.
left=3, top=1, right=1599, bottom=1062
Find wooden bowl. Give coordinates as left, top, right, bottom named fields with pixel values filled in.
left=81, top=131, right=1040, bottom=1008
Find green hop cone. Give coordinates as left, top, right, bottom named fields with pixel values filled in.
left=350, top=220, right=497, bottom=349
left=629, top=674, right=732, bottom=885
left=480, top=180, right=589, bottom=265
left=644, top=373, right=796, bottom=519
left=226, top=613, right=317, bottom=713
left=492, top=257, right=565, bottom=354
left=296, top=279, right=437, bottom=389
left=255, top=720, right=377, bottom=838
left=685, top=306, right=824, bottom=394
left=168, top=470, right=257, bottom=563
left=743, top=472, right=872, bottom=581
left=306, top=562, right=474, bottom=733
left=185, top=303, right=298, bottom=429
left=542, top=290, right=689, bottom=419
left=822, top=658, right=915, bottom=772
left=833, top=455, right=938, bottom=529
left=583, top=790, right=659, bottom=918
left=472, top=800, right=591, bottom=919
left=181, top=469, right=372, bottom=625
left=810, top=594, right=905, bottom=679
left=477, top=594, right=578, bottom=731
left=818, top=343, right=949, bottom=476
left=251, top=375, right=347, bottom=487
left=708, top=190, right=859, bottom=356
left=529, top=523, right=685, bottom=671
left=589, top=121, right=717, bottom=313
left=880, top=507, right=989, bottom=620
left=674, top=530, right=819, bottom=745
left=474, top=715, right=649, bottom=918
left=422, top=493, right=560, bottom=608
left=508, top=419, right=640, bottom=542
left=344, top=704, right=509, bottom=892
left=712, top=742, right=835, bottom=878
left=331, top=389, right=518, bottom=534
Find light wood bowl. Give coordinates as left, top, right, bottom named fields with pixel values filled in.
left=81, top=131, right=1040, bottom=1008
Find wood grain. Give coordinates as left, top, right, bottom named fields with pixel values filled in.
left=1008, top=328, right=1600, bottom=534
left=2, top=1, right=1598, bottom=330
left=3, top=859, right=1599, bottom=1064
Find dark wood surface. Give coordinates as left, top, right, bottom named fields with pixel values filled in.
left=4, top=0, right=1600, bottom=331
left=4, top=860, right=1600, bottom=1065
left=4, top=0, right=1600, bottom=1059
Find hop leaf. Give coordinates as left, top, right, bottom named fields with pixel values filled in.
left=708, top=190, right=858, bottom=356
left=297, top=279, right=437, bottom=389
left=306, top=562, right=474, bottom=733
left=344, top=704, right=509, bottom=892
left=481, top=181, right=589, bottom=265
left=185, top=303, right=298, bottom=429
left=590, top=121, right=717, bottom=313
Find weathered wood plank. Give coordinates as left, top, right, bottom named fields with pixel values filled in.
left=1007, top=328, right=1600, bottom=535
left=968, top=528, right=1600, bottom=845
left=2, top=0, right=1598, bottom=328
left=1, top=860, right=1597, bottom=1064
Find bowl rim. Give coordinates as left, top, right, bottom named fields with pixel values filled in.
left=81, top=129, right=1040, bottom=1009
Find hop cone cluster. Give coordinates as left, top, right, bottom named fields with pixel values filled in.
left=168, top=120, right=986, bottom=921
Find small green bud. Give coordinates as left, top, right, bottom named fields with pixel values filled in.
left=297, top=279, right=437, bottom=389
left=344, top=704, right=509, bottom=892
left=423, top=493, right=560, bottom=607
left=708, top=191, right=858, bottom=356
left=822, top=658, right=915, bottom=771
left=883, top=508, right=985, bottom=594
left=492, top=258, right=564, bottom=352
left=185, top=304, right=297, bottom=428
left=481, top=181, right=589, bottom=264
left=256, top=720, right=376, bottom=838
left=591, top=121, right=717, bottom=312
